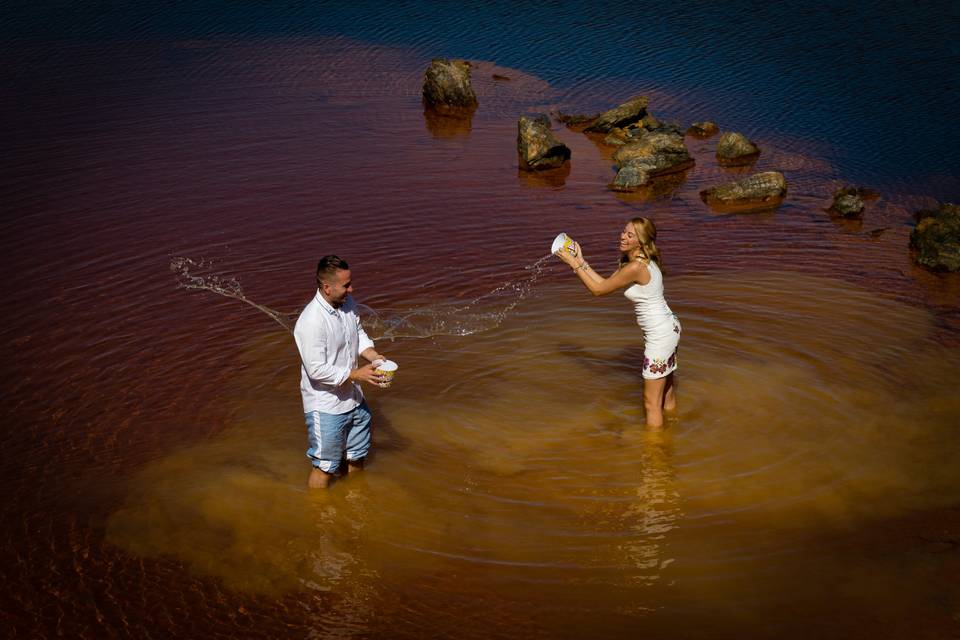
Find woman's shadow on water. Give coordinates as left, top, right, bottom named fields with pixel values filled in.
left=556, top=342, right=649, bottom=434
left=556, top=341, right=646, bottom=378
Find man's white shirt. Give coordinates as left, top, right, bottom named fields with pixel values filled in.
left=294, top=290, right=374, bottom=414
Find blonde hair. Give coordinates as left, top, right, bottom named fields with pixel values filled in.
left=619, top=217, right=664, bottom=274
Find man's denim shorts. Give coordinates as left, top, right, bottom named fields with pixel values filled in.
left=304, top=401, right=372, bottom=474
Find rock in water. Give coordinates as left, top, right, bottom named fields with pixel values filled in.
left=610, top=131, right=694, bottom=190
left=910, top=203, right=960, bottom=271
left=687, top=121, right=719, bottom=137
left=584, top=96, right=649, bottom=133
left=830, top=187, right=866, bottom=218
left=517, top=114, right=571, bottom=171
left=716, top=131, right=761, bottom=165
left=700, top=171, right=787, bottom=211
left=422, top=58, right=478, bottom=110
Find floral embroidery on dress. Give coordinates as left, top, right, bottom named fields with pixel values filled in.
left=643, top=348, right=678, bottom=374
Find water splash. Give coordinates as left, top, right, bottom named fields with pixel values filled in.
left=359, top=255, right=553, bottom=339
left=170, top=255, right=553, bottom=340
left=170, top=257, right=296, bottom=333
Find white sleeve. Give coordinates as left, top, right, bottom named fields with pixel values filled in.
left=357, top=315, right=374, bottom=355
left=295, top=313, right=351, bottom=386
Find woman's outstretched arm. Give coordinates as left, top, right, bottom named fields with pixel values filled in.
left=556, top=242, right=647, bottom=296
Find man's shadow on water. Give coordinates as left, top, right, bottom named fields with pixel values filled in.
left=359, top=397, right=411, bottom=467
left=322, top=400, right=410, bottom=485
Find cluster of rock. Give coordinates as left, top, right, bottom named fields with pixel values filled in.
left=422, top=60, right=957, bottom=271
left=556, top=96, right=782, bottom=209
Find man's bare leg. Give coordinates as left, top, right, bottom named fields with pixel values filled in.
left=345, top=458, right=364, bottom=476
left=308, top=467, right=333, bottom=489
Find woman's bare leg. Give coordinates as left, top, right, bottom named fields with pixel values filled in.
left=643, top=377, right=667, bottom=427
left=663, top=373, right=677, bottom=413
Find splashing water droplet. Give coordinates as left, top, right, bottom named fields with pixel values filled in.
left=170, top=254, right=554, bottom=340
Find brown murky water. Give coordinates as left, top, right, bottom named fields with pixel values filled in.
left=3, top=34, right=960, bottom=639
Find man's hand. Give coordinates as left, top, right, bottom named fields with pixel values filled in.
left=349, top=363, right=386, bottom=385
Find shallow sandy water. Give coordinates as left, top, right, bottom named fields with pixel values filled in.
left=103, top=272, right=960, bottom=636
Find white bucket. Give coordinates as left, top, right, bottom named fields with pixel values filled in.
left=375, top=360, right=398, bottom=388
left=551, top=232, right=576, bottom=255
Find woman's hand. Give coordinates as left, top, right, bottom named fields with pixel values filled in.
left=555, top=241, right=583, bottom=267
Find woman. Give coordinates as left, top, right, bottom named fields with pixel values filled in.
left=556, top=217, right=680, bottom=427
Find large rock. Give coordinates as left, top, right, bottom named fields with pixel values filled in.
left=422, top=58, right=478, bottom=110
left=517, top=114, right=571, bottom=171
left=716, top=131, right=760, bottom=165
left=910, top=203, right=960, bottom=271
left=700, top=171, right=787, bottom=211
left=610, top=131, right=694, bottom=190
left=584, top=96, right=649, bottom=133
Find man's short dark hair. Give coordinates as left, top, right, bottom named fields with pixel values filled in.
left=316, top=255, right=349, bottom=285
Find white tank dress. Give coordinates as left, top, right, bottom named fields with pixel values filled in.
left=623, top=260, right=681, bottom=380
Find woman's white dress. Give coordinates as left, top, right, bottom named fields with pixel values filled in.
left=623, top=260, right=681, bottom=380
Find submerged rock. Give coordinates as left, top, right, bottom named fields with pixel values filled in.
left=612, top=170, right=688, bottom=202
left=422, top=58, right=478, bottom=111
left=687, top=121, right=719, bottom=137
left=584, top=96, right=649, bottom=133
left=716, top=131, right=761, bottom=165
left=555, top=112, right=598, bottom=128
left=829, top=187, right=867, bottom=218
left=700, top=171, right=787, bottom=211
left=517, top=114, right=571, bottom=171
left=610, top=131, right=694, bottom=190
left=910, top=203, right=960, bottom=271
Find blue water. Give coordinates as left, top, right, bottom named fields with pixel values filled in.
left=4, top=1, right=959, bottom=198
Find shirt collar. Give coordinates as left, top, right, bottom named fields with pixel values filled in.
left=315, top=289, right=338, bottom=315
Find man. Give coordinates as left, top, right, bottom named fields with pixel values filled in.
left=294, top=255, right=387, bottom=489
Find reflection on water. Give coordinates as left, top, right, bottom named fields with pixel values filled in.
left=620, top=428, right=680, bottom=589
left=423, top=106, right=474, bottom=139
left=106, top=272, right=960, bottom=635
